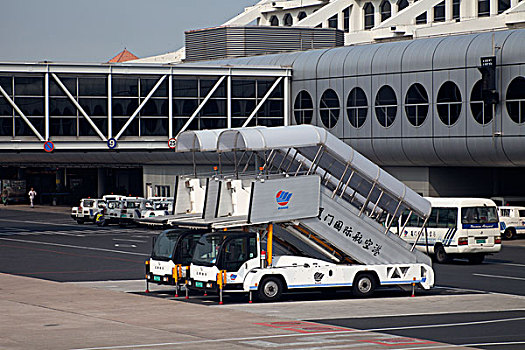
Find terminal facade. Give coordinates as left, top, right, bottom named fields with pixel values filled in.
left=1, top=0, right=524, bottom=204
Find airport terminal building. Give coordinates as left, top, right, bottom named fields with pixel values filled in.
left=1, top=0, right=525, bottom=204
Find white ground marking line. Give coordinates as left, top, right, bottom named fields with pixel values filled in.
left=473, top=273, right=525, bottom=281
left=435, top=285, right=525, bottom=299
left=390, top=341, right=525, bottom=350
left=69, top=316, right=525, bottom=350
left=487, top=262, right=525, bottom=268
left=112, top=238, right=146, bottom=243
left=0, top=218, right=86, bottom=227
left=0, top=237, right=149, bottom=256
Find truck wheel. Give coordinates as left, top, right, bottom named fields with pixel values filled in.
left=468, top=254, right=485, bottom=264
left=503, top=228, right=516, bottom=240
left=434, top=245, right=450, bottom=264
left=353, top=273, right=376, bottom=297
left=76, top=219, right=84, bottom=225
left=258, top=276, right=283, bottom=302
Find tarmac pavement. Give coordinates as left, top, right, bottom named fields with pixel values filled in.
left=1, top=273, right=480, bottom=350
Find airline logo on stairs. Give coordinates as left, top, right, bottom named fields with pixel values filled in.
left=276, top=190, right=293, bottom=209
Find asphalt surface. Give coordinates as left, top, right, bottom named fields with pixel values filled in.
left=1, top=206, right=525, bottom=350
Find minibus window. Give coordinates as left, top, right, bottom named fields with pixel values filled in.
left=519, top=210, right=525, bottom=217
left=461, top=207, right=498, bottom=224
left=436, top=208, right=457, bottom=228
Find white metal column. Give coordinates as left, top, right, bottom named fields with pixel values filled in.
left=284, top=75, right=290, bottom=126
left=227, top=73, right=232, bottom=129
left=169, top=69, right=173, bottom=138
left=108, top=71, right=112, bottom=138
left=45, top=70, right=49, bottom=141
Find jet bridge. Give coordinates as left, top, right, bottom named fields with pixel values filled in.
left=174, top=125, right=432, bottom=265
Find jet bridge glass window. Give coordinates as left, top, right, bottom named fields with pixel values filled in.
left=364, top=3, right=375, bottom=29
left=375, top=85, right=397, bottom=128
left=437, top=81, right=462, bottom=126
left=405, top=83, right=429, bottom=127
left=470, top=80, right=494, bottom=125
left=347, top=87, right=368, bottom=128
left=13, top=75, right=45, bottom=137
left=78, top=75, right=108, bottom=136
left=506, top=76, right=525, bottom=124
left=0, top=76, right=13, bottom=136
left=319, top=89, right=340, bottom=129
left=380, top=0, right=392, bottom=22
left=294, top=90, right=314, bottom=125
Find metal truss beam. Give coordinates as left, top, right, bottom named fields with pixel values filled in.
left=0, top=84, right=45, bottom=141
left=176, top=75, right=226, bottom=137
left=51, top=73, right=107, bottom=141
left=115, top=75, right=167, bottom=140
left=242, top=77, right=283, bottom=127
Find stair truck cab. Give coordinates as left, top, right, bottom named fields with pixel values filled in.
left=188, top=225, right=434, bottom=302
left=400, top=197, right=501, bottom=264
left=498, top=206, right=525, bottom=240
left=146, top=228, right=207, bottom=294
left=71, top=198, right=106, bottom=224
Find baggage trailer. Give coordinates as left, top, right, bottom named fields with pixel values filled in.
left=166, top=125, right=435, bottom=302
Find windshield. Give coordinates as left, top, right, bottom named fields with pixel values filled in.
left=152, top=230, right=182, bottom=259
left=107, top=201, right=121, bottom=209
left=125, top=200, right=142, bottom=209
left=154, top=202, right=169, bottom=210
left=461, top=206, right=499, bottom=224
left=82, top=200, right=95, bottom=207
left=192, top=235, right=224, bottom=266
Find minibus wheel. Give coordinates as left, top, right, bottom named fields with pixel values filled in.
left=434, top=245, right=450, bottom=263
left=503, top=228, right=516, bottom=240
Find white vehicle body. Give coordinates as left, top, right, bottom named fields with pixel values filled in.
left=97, top=199, right=124, bottom=225
left=120, top=197, right=147, bottom=223
left=188, top=231, right=433, bottom=300
left=71, top=198, right=105, bottom=223
left=498, top=206, right=525, bottom=239
left=142, top=199, right=174, bottom=218
left=400, top=197, right=501, bottom=263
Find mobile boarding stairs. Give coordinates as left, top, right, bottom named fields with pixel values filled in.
left=162, top=125, right=432, bottom=268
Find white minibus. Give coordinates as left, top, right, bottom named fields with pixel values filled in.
left=399, top=197, right=501, bottom=264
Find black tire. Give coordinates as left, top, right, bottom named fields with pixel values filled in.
left=76, top=219, right=85, bottom=225
left=468, top=254, right=485, bottom=264
left=258, top=276, right=284, bottom=302
left=503, top=228, right=516, bottom=240
left=434, top=245, right=450, bottom=264
left=352, top=273, right=376, bottom=297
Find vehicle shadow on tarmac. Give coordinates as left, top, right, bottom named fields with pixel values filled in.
left=133, top=285, right=475, bottom=306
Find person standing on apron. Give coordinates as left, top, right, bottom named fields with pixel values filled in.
left=28, top=187, right=37, bottom=208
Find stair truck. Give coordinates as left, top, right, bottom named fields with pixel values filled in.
left=170, top=125, right=435, bottom=302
